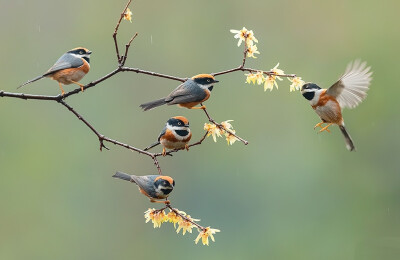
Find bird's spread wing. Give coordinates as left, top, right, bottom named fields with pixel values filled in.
left=165, top=80, right=206, bottom=104
left=43, top=53, right=84, bottom=76
left=326, top=60, right=372, bottom=109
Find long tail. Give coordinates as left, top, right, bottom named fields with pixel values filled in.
left=139, top=98, right=167, bottom=111
left=144, top=141, right=160, bottom=151
left=112, top=171, right=133, bottom=182
left=18, top=75, right=45, bottom=89
left=339, top=124, right=355, bottom=151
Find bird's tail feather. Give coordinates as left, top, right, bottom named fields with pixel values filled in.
left=18, top=75, right=45, bottom=89
left=144, top=141, right=161, bottom=151
left=139, top=98, right=167, bottom=111
left=112, top=171, right=133, bottom=182
left=339, top=124, right=355, bottom=151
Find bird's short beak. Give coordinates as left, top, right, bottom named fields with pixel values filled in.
left=87, top=51, right=92, bottom=55
left=214, top=80, right=219, bottom=83
left=184, top=124, right=190, bottom=127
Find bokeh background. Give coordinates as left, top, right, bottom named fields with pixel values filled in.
left=1, top=0, right=399, bottom=259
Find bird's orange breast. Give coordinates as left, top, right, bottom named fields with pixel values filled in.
left=312, top=90, right=338, bottom=110
left=51, top=59, right=90, bottom=84
left=160, top=129, right=178, bottom=142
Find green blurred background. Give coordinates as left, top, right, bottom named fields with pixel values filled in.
left=1, top=0, right=399, bottom=259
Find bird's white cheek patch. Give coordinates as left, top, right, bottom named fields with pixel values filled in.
left=309, top=90, right=323, bottom=106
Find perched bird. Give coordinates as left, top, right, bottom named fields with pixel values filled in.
left=301, top=60, right=372, bottom=151
left=144, top=116, right=192, bottom=156
left=140, top=74, right=219, bottom=111
left=18, top=47, right=92, bottom=95
left=112, top=172, right=175, bottom=204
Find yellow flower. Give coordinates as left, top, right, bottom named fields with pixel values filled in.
left=221, top=120, right=234, bottom=131
left=247, top=44, right=260, bottom=58
left=271, top=63, right=284, bottom=81
left=204, top=123, right=221, bottom=142
left=288, top=76, right=305, bottom=92
left=230, top=27, right=248, bottom=47
left=263, top=63, right=284, bottom=91
left=167, top=210, right=183, bottom=228
left=255, top=71, right=264, bottom=85
left=245, top=73, right=257, bottom=84
left=176, top=215, right=199, bottom=235
left=263, top=75, right=276, bottom=91
left=246, top=72, right=264, bottom=85
left=230, top=27, right=259, bottom=48
left=225, top=131, right=238, bottom=145
left=144, top=208, right=167, bottom=228
left=195, top=227, right=221, bottom=246
left=245, top=30, right=258, bottom=47
left=124, top=8, right=133, bottom=23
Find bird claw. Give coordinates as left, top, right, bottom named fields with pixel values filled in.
left=150, top=199, right=170, bottom=204
left=314, top=122, right=324, bottom=130
left=318, top=123, right=333, bottom=133
left=190, top=105, right=206, bottom=110
left=162, top=147, right=167, bottom=157
left=185, top=144, right=189, bottom=151
left=314, top=122, right=331, bottom=133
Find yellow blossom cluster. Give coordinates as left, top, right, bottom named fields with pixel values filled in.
left=245, top=63, right=284, bottom=91
left=245, top=64, right=305, bottom=92
left=204, top=120, right=238, bottom=145
left=288, top=76, right=305, bottom=92
left=123, top=8, right=133, bottom=23
left=144, top=208, right=220, bottom=245
left=230, top=27, right=259, bottom=58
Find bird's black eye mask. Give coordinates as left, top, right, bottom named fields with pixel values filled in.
left=167, top=118, right=187, bottom=127
left=302, top=91, right=315, bottom=101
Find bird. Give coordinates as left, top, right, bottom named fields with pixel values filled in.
left=18, top=47, right=92, bottom=96
left=144, top=116, right=192, bottom=156
left=112, top=172, right=175, bottom=204
left=301, top=60, right=372, bottom=151
left=139, top=74, right=219, bottom=111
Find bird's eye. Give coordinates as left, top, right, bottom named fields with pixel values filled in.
left=178, top=122, right=181, bottom=125
left=79, top=51, right=83, bottom=54
left=207, top=79, right=211, bottom=82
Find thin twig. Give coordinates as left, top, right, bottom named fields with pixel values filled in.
left=121, top=67, right=186, bottom=82
left=213, top=66, right=296, bottom=78
left=241, top=35, right=248, bottom=68
left=121, top=33, right=139, bottom=66
left=166, top=204, right=205, bottom=231
left=113, top=0, right=132, bottom=64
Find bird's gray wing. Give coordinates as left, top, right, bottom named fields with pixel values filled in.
left=157, top=126, right=167, bottom=142
left=326, top=60, right=372, bottom=109
left=43, top=53, right=84, bottom=76
left=130, top=175, right=157, bottom=196
left=165, top=80, right=207, bottom=104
